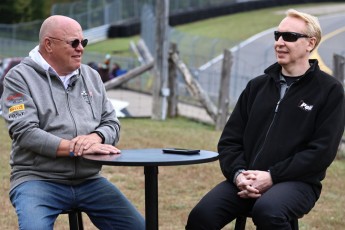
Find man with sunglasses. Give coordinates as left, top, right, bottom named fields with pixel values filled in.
left=186, top=9, right=344, bottom=229
left=1, top=15, right=145, bottom=229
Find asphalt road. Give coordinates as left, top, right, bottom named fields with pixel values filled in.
left=106, top=5, right=345, bottom=122
left=198, top=9, right=345, bottom=107
left=314, top=13, right=345, bottom=73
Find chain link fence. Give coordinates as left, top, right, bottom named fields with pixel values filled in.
left=51, top=0, right=239, bottom=29
left=1, top=0, right=344, bottom=120
left=140, top=4, right=272, bottom=108
left=0, top=0, right=246, bottom=42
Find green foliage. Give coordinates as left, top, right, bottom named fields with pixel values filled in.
left=0, top=0, right=17, bottom=23
left=0, top=0, right=79, bottom=24
left=0, top=0, right=48, bottom=24
left=30, top=0, right=50, bottom=20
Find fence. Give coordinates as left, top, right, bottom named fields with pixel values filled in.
left=137, top=4, right=345, bottom=121
left=1, top=1, right=345, bottom=122
left=51, top=0, right=239, bottom=29
left=140, top=4, right=268, bottom=108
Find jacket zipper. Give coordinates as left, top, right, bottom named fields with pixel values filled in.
left=66, top=86, right=78, bottom=177
left=66, top=86, right=78, bottom=137
left=250, top=82, right=294, bottom=168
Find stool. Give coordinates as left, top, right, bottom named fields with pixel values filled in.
left=62, top=209, right=84, bottom=230
left=234, top=215, right=298, bottom=230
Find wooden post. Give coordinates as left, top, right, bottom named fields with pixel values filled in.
left=333, top=54, right=345, bottom=86
left=152, top=0, right=170, bottom=120
left=103, top=61, right=154, bottom=90
left=170, top=51, right=218, bottom=121
left=216, top=49, right=232, bottom=131
left=168, top=43, right=178, bottom=117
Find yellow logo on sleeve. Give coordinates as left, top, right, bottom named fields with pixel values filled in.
left=9, top=104, right=25, bottom=114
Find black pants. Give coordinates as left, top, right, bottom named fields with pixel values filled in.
left=186, top=180, right=318, bottom=230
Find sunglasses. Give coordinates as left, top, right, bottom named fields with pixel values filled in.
left=274, top=31, right=310, bottom=42
left=48, top=37, right=88, bottom=48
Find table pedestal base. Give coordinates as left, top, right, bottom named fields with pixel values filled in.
left=144, top=166, right=159, bottom=230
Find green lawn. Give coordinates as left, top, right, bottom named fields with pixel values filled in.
left=1, top=118, right=344, bottom=229
left=1, top=2, right=345, bottom=229
left=86, top=3, right=341, bottom=56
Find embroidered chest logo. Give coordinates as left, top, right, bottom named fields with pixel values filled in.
left=298, top=100, right=313, bottom=112
left=81, top=91, right=92, bottom=104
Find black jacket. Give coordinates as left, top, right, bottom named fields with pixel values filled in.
left=218, top=59, right=345, bottom=194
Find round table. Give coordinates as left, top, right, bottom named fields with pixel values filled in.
left=83, top=148, right=219, bottom=230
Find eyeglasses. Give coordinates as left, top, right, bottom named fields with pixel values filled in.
left=48, top=37, right=88, bottom=48
left=274, top=31, right=310, bottom=42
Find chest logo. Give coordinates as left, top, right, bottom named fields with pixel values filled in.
left=81, top=91, right=91, bottom=104
left=298, top=100, right=313, bottom=112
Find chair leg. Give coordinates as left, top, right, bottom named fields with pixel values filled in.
left=290, top=218, right=299, bottom=230
left=234, top=216, right=247, bottom=230
left=68, top=210, right=84, bottom=230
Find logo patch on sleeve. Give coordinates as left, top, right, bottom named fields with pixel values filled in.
left=9, top=104, right=25, bottom=114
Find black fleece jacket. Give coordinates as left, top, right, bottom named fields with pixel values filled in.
left=218, top=59, right=345, bottom=195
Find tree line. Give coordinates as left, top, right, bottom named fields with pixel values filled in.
left=0, top=0, right=74, bottom=24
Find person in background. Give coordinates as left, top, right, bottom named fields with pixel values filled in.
left=186, top=9, right=345, bottom=230
left=98, top=54, right=111, bottom=82
left=1, top=15, right=144, bottom=230
left=110, top=62, right=127, bottom=79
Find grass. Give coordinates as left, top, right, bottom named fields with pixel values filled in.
left=1, top=117, right=345, bottom=229
left=86, top=37, right=140, bottom=56
left=1, top=2, right=345, bottom=229
left=86, top=2, right=342, bottom=56
left=174, top=7, right=283, bottom=41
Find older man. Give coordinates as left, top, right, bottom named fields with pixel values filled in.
left=1, top=15, right=144, bottom=229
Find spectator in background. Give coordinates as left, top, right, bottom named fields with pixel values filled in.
left=98, top=54, right=111, bottom=82
left=186, top=9, right=345, bottom=229
left=1, top=15, right=145, bottom=229
left=110, top=62, right=127, bottom=79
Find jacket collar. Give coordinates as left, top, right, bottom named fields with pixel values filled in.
left=264, top=59, right=319, bottom=86
left=29, top=45, right=79, bottom=78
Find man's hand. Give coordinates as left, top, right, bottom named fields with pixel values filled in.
left=236, top=172, right=261, bottom=198
left=235, top=170, right=273, bottom=198
left=82, top=143, right=121, bottom=155
left=243, top=170, right=273, bottom=194
left=70, top=133, right=103, bottom=156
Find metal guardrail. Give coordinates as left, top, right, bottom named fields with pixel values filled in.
left=83, top=24, right=110, bottom=44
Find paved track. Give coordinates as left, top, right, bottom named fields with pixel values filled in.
left=108, top=4, right=345, bottom=124
left=199, top=4, right=345, bottom=106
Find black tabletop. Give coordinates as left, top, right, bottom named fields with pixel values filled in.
left=83, top=148, right=219, bottom=166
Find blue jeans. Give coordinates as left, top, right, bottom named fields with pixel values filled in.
left=10, top=178, right=145, bottom=230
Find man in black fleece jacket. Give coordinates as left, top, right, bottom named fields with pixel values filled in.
left=186, top=9, right=345, bottom=230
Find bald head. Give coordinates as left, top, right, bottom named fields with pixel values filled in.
left=38, top=15, right=85, bottom=75
left=39, top=15, right=82, bottom=45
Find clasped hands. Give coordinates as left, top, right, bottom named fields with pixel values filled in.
left=235, top=170, right=273, bottom=199
left=69, top=133, right=121, bottom=156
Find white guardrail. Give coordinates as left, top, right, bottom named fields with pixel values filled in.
left=83, top=24, right=110, bottom=44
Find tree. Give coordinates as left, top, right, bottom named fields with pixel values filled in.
left=0, top=0, right=74, bottom=24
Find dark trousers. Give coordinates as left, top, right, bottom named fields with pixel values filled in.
left=186, top=180, right=318, bottom=230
